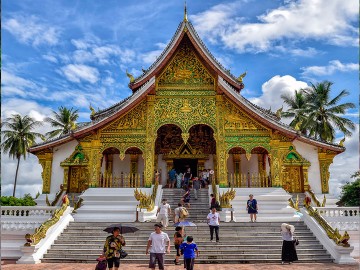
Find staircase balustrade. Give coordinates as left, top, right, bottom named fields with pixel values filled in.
left=228, top=173, right=271, bottom=188
left=98, top=172, right=144, bottom=188
left=307, top=188, right=326, bottom=207
left=315, top=207, right=359, bottom=218
left=1, top=206, right=57, bottom=217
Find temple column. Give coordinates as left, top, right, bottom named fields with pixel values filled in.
left=302, top=165, right=310, bottom=191
left=89, top=139, right=102, bottom=187
left=269, top=139, right=281, bottom=187
left=318, top=150, right=336, bottom=193
left=216, top=95, right=227, bottom=187
left=144, top=95, right=156, bottom=187
left=37, top=151, right=53, bottom=193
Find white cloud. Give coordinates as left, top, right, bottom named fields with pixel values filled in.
left=61, top=64, right=100, bottom=84
left=301, top=60, right=358, bottom=77
left=249, top=75, right=308, bottom=114
left=191, top=0, right=358, bottom=53
left=3, top=15, right=60, bottom=46
left=42, top=54, right=58, bottom=63
left=329, top=124, right=359, bottom=198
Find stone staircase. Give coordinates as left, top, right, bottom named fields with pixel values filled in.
left=42, top=187, right=333, bottom=264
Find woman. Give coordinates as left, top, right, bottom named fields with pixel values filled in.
left=176, top=171, right=183, bottom=189
left=246, top=194, right=258, bottom=222
left=103, top=227, right=126, bottom=270
left=182, top=186, right=191, bottom=208
left=173, top=226, right=184, bottom=265
left=281, top=223, right=298, bottom=264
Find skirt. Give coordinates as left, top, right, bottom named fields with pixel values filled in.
left=281, top=240, right=298, bottom=262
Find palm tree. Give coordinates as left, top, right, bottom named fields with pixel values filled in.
left=302, top=81, right=355, bottom=142
left=45, top=106, right=79, bottom=139
left=1, top=114, right=44, bottom=197
left=280, top=90, right=308, bottom=134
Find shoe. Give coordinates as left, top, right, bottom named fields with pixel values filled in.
left=281, top=262, right=284, bottom=265
left=289, top=262, right=292, bottom=264
left=210, top=239, right=214, bottom=242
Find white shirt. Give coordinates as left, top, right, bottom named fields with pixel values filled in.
left=159, top=203, right=171, bottom=216
left=281, top=231, right=293, bottom=241
left=148, top=232, right=170, bottom=253
left=174, top=206, right=182, bottom=216
left=207, top=212, right=220, bottom=226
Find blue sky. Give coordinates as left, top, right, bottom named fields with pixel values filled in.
left=1, top=0, right=359, bottom=197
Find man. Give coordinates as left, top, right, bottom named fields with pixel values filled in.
left=157, top=199, right=171, bottom=229
left=103, top=227, right=126, bottom=270
left=192, top=177, right=201, bottom=200
left=207, top=207, right=220, bottom=243
left=146, top=223, right=171, bottom=270
left=168, top=167, right=177, bottom=188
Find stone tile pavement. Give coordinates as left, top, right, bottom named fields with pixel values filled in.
left=1, top=263, right=359, bottom=270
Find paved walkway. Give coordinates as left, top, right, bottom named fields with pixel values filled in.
left=1, top=263, right=359, bottom=270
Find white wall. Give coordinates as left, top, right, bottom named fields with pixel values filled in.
left=293, top=140, right=321, bottom=193
left=157, top=154, right=168, bottom=186
left=51, top=140, right=78, bottom=194
left=240, top=154, right=258, bottom=174
left=112, top=154, right=130, bottom=175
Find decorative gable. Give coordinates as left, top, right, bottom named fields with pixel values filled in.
left=60, top=145, right=89, bottom=166
left=157, top=37, right=214, bottom=88
left=283, top=146, right=310, bottom=166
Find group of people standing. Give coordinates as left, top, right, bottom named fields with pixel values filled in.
left=168, top=167, right=213, bottom=189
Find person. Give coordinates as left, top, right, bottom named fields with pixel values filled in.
left=192, top=177, right=201, bottom=200
left=155, top=169, right=161, bottom=183
left=157, top=199, right=171, bottom=229
left=182, top=186, right=191, bottom=208
left=103, top=227, right=126, bottom=270
left=207, top=207, right=220, bottom=242
left=210, top=193, right=216, bottom=209
left=183, top=167, right=192, bottom=187
left=176, top=171, right=183, bottom=189
left=173, top=226, right=184, bottom=265
left=174, top=203, right=185, bottom=223
left=180, top=236, right=199, bottom=270
left=146, top=223, right=171, bottom=270
left=280, top=223, right=298, bottom=264
left=200, top=169, right=207, bottom=188
left=246, top=194, right=258, bottom=222
left=168, top=167, right=177, bottom=188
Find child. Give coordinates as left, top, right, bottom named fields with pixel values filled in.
left=179, top=236, right=199, bottom=270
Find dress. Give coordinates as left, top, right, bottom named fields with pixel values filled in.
left=247, top=199, right=258, bottom=214
left=281, top=231, right=298, bottom=262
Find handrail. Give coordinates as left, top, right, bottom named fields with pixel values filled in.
left=304, top=199, right=350, bottom=247
left=24, top=195, right=70, bottom=246
left=288, top=195, right=299, bottom=211
left=45, top=188, right=65, bottom=206
left=314, top=207, right=359, bottom=218
left=307, top=188, right=326, bottom=207
left=1, top=206, right=57, bottom=217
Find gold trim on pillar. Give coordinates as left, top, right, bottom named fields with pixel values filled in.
left=216, top=95, right=227, bottom=186
left=145, top=95, right=156, bottom=187
left=37, top=151, right=53, bottom=193
left=318, top=149, right=336, bottom=193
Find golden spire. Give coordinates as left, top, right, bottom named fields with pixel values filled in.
left=184, top=0, right=188, bottom=22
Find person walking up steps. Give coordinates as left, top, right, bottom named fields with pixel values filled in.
left=192, top=177, right=201, bottom=200
left=173, top=226, right=184, bottom=265
left=246, top=194, right=258, bottom=222
left=180, top=236, right=199, bottom=270
left=207, top=207, right=220, bottom=242
left=157, top=199, right=171, bottom=229
left=146, top=223, right=171, bottom=270
left=280, top=223, right=298, bottom=264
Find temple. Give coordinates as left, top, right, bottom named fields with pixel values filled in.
left=28, top=15, right=344, bottom=196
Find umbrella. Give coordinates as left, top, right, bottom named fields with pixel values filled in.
left=104, top=224, right=139, bottom=234
left=173, top=221, right=197, bottom=227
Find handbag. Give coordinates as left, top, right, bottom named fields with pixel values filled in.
left=120, top=249, right=128, bottom=259
left=293, top=238, right=299, bottom=246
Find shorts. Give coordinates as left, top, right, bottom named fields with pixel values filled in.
left=149, top=253, right=165, bottom=269
left=107, top=257, right=120, bottom=268
left=175, top=244, right=181, bottom=256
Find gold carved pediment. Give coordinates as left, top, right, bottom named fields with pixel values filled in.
left=157, top=38, right=214, bottom=88
left=101, top=101, right=147, bottom=133
left=223, top=98, right=268, bottom=131
left=61, top=144, right=89, bottom=167
left=283, top=146, right=310, bottom=166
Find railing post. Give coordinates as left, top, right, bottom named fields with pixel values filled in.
left=135, top=205, right=139, bottom=222
left=230, top=205, right=235, bottom=222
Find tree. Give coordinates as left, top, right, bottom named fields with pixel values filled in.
left=280, top=90, right=308, bottom=134
left=281, top=81, right=355, bottom=143
left=45, top=106, right=79, bottom=139
left=337, top=171, right=360, bottom=206
left=1, top=114, right=44, bottom=197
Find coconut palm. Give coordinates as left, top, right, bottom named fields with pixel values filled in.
left=45, top=106, right=79, bottom=139
left=1, top=114, right=44, bottom=197
left=280, top=90, right=308, bottom=134
left=302, top=81, right=355, bottom=142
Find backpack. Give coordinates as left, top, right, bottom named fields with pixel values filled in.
left=180, top=207, right=189, bottom=218
left=95, top=258, right=107, bottom=270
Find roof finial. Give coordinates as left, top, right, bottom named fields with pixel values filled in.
left=184, top=0, right=188, bottom=22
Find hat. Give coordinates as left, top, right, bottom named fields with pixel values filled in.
left=154, top=223, right=163, bottom=228
left=281, top=223, right=295, bottom=233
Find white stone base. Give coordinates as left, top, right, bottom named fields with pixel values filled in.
left=218, top=208, right=234, bottom=222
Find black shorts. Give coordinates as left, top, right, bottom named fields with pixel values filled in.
left=175, top=244, right=181, bottom=256
left=107, top=257, right=120, bottom=268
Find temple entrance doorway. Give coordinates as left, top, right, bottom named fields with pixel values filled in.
left=173, top=158, right=198, bottom=177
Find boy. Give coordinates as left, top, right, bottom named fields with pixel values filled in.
left=179, top=236, right=199, bottom=270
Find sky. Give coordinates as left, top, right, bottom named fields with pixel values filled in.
left=1, top=0, right=359, bottom=198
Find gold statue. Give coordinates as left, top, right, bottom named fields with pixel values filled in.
left=339, top=137, right=345, bottom=147
left=126, top=70, right=135, bottom=83
left=237, top=71, right=247, bottom=83
left=275, top=105, right=283, bottom=119
left=180, top=99, right=192, bottom=113
left=89, top=104, right=96, bottom=116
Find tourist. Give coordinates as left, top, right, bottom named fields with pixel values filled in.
left=210, top=193, right=216, bottom=209
left=207, top=207, right=220, bottom=242
left=173, top=226, right=184, bottom=265
left=280, top=223, right=298, bottom=264
left=183, top=167, right=192, bottom=187
left=182, top=186, right=191, bottom=208
left=174, top=203, right=184, bottom=223
left=157, top=199, right=171, bottom=229
left=200, top=169, right=207, bottom=188
left=103, top=227, right=126, bottom=270
left=146, top=223, right=171, bottom=270
left=180, top=236, right=199, bottom=270
left=246, top=194, right=258, bottom=222
left=176, top=170, right=183, bottom=189
left=192, top=177, right=201, bottom=200
left=155, top=169, right=161, bottom=183
left=168, top=167, right=177, bottom=188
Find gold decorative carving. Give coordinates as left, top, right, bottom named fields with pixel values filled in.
left=318, top=149, right=336, bottom=193
left=157, top=39, right=214, bottom=88
left=36, top=151, right=53, bottom=193
left=219, top=188, right=236, bottom=208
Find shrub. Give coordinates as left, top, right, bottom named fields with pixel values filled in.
left=0, top=193, right=37, bottom=206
